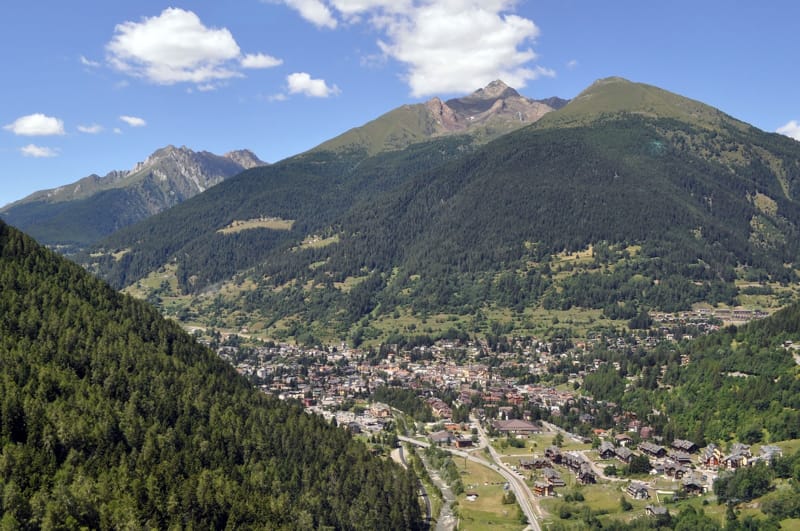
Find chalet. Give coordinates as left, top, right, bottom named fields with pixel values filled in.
left=626, top=481, right=650, bottom=500
left=615, top=446, right=633, bottom=464
left=429, top=430, right=453, bottom=446
left=520, top=458, right=550, bottom=470
left=701, top=443, right=722, bottom=467
left=492, top=419, right=541, bottom=437
left=545, top=446, right=563, bottom=464
left=615, top=433, right=634, bottom=447
left=759, top=445, right=783, bottom=463
left=664, top=460, right=688, bottom=479
left=533, top=481, right=554, bottom=497
left=563, top=453, right=586, bottom=472
left=639, top=441, right=667, bottom=458
left=542, top=467, right=566, bottom=487
left=597, top=441, right=615, bottom=460
left=722, top=443, right=751, bottom=470
left=668, top=451, right=692, bottom=465
left=671, top=439, right=698, bottom=453
left=645, top=505, right=668, bottom=517
left=682, top=474, right=706, bottom=496
left=577, top=465, right=597, bottom=485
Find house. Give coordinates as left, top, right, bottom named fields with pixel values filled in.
left=615, top=433, right=634, bottom=447
left=598, top=441, right=616, bottom=460
left=626, top=481, right=650, bottom=500
left=682, top=474, right=706, bottom=496
left=722, top=443, right=751, bottom=470
left=645, top=505, right=668, bottom=517
left=454, top=436, right=473, bottom=448
left=492, top=419, right=541, bottom=437
left=541, top=467, right=565, bottom=487
left=369, top=402, right=392, bottom=418
left=577, top=464, right=597, bottom=485
left=701, top=443, right=723, bottom=467
left=615, top=446, right=633, bottom=464
left=668, top=450, right=692, bottom=465
left=664, top=460, right=688, bottom=479
left=520, top=457, right=550, bottom=470
left=759, top=445, right=783, bottom=462
left=671, top=439, right=698, bottom=453
left=545, top=446, right=563, bottom=464
left=639, top=441, right=667, bottom=458
left=533, top=481, right=554, bottom=496
left=429, top=430, right=453, bottom=446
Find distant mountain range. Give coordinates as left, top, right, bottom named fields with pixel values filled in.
left=84, top=77, right=800, bottom=344
left=0, top=146, right=266, bottom=250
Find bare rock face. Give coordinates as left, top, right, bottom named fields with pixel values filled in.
left=423, top=80, right=562, bottom=134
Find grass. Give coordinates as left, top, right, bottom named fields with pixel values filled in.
left=455, top=460, right=526, bottom=531
left=296, top=234, right=340, bottom=249
left=217, top=217, right=294, bottom=234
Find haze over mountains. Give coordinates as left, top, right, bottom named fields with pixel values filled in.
left=74, top=77, right=800, bottom=345
left=0, top=146, right=266, bottom=250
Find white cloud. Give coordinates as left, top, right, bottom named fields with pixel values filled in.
left=280, top=0, right=338, bottom=28
left=241, top=53, right=283, bottom=69
left=4, top=113, right=65, bottom=136
left=268, top=93, right=288, bottom=102
left=77, top=123, right=104, bottom=134
left=277, top=0, right=550, bottom=97
left=777, top=120, right=800, bottom=141
left=80, top=55, right=101, bottom=67
left=113, top=128, right=123, bottom=134
left=20, top=144, right=59, bottom=158
left=120, top=115, right=147, bottom=127
left=567, top=59, right=578, bottom=69
left=106, top=8, right=280, bottom=87
left=287, top=72, right=340, bottom=97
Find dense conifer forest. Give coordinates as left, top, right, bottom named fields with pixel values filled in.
left=0, top=220, right=423, bottom=529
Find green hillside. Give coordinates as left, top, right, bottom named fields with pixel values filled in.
left=0, top=220, right=422, bottom=529
left=86, top=78, right=800, bottom=344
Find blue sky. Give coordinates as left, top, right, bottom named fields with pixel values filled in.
left=2, top=1, right=799, bottom=208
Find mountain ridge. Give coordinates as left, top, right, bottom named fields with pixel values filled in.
left=85, top=77, right=800, bottom=344
left=313, top=79, right=563, bottom=155
left=0, top=145, right=266, bottom=249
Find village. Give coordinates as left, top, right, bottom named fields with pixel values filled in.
left=202, top=306, right=788, bottom=526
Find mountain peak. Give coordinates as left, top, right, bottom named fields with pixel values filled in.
left=470, top=79, right=519, bottom=100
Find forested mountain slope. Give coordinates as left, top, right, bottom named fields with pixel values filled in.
left=0, top=220, right=421, bottom=529
left=86, top=78, right=800, bottom=343
left=0, top=146, right=265, bottom=250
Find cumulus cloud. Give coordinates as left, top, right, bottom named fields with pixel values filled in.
left=107, top=8, right=280, bottom=86
left=241, top=53, right=283, bottom=69
left=20, top=144, right=59, bottom=158
left=280, top=0, right=338, bottom=28
left=278, top=0, right=549, bottom=96
left=287, top=72, right=340, bottom=97
left=120, top=115, right=147, bottom=127
left=4, top=114, right=65, bottom=136
left=77, top=123, right=104, bottom=134
left=777, top=120, right=800, bottom=141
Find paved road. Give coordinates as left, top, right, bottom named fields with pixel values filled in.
left=470, top=418, right=543, bottom=531
left=400, top=435, right=541, bottom=531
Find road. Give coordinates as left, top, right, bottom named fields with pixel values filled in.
left=399, top=435, right=541, bottom=531
left=395, top=445, right=433, bottom=525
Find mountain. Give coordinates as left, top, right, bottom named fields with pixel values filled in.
left=0, top=219, right=422, bottom=529
left=85, top=77, right=800, bottom=344
left=0, top=145, right=266, bottom=250
left=313, top=79, right=561, bottom=155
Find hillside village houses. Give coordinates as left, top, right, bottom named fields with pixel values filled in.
left=207, top=320, right=785, bottom=500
